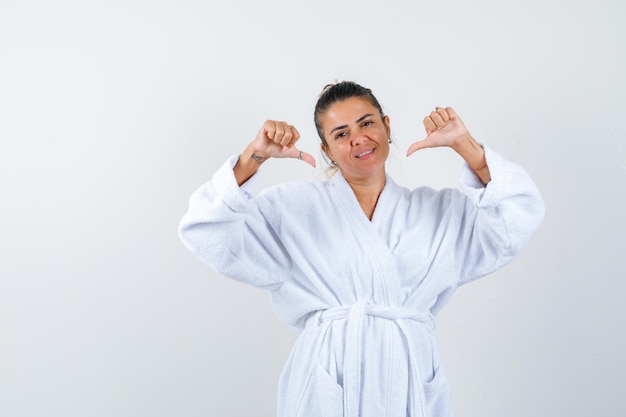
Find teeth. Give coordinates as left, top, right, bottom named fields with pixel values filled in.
left=356, top=149, right=374, bottom=158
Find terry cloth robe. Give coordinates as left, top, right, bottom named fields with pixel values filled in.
left=178, top=146, right=545, bottom=417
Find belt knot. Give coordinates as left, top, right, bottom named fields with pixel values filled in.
left=305, top=300, right=433, bottom=417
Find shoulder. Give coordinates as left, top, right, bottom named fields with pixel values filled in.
left=255, top=179, right=330, bottom=210
left=388, top=176, right=463, bottom=208
left=383, top=177, right=470, bottom=230
left=261, top=178, right=327, bottom=197
left=252, top=179, right=335, bottom=233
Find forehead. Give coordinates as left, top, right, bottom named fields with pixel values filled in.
left=322, top=97, right=379, bottom=131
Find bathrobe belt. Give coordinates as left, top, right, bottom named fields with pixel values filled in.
left=306, top=300, right=435, bottom=417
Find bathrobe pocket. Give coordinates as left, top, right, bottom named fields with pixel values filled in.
left=294, top=363, right=343, bottom=417
left=423, top=365, right=454, bottom=416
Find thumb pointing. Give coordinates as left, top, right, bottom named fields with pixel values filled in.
left=289, top=147, right=317, bottom=168
left=298, top=150, right=317, bottom=168
left=406, top=138, right=429, bottom=156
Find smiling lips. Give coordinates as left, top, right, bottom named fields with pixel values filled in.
left=355, top=148, right=374, bottom=159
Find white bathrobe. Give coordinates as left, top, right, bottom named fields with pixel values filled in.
left=178, top=146, right=544, bottom=417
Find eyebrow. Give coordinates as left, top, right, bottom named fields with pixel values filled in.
left=329, top=113, right=375, bottom=135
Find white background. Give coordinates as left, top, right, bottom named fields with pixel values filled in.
left=1, top=0, right=624, bottom=416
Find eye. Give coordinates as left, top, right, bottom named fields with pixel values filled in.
left=335, top=131, right=348, bottom=140
left=362, top=120, right=373, bottom=127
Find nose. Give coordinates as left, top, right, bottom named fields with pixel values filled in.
left=350, top=132, right=366, bottom=146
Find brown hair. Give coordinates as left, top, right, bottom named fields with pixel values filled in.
left=313, top=81, right=385, bottom=146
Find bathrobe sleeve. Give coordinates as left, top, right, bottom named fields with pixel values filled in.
left=178, top=155, right=292, bottom=290
left=452, top=146, right=545, bottom=285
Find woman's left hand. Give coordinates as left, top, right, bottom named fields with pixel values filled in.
left=406, top=107, right=471, bottom=156
left=407, top=106, right=491, bottom=184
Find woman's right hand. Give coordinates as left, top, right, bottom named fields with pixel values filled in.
left=234, top=120, right=316, bottom=186
left=251, top=120, right=316, bottom=167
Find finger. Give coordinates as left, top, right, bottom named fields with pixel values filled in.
left=283, top=124, right=300, bottom=148
left=278, top=122, right=301, bottom=147
left=280, top=128, right=294, bottom=147
left=285, top=147, right=317, bottom=167
left=429, top=111, right=445, bottom=128
left=300, top=151, right=317, bottom=167
left=290, top=125, right=301, bottom=143
left=423, top=116, right=437, bottom=134
left=263, top=120, right=277, bottom=140
left=273, top=122, right=287, bottom=145
left=406, top=139, right=430, bottom=156
left=279, top=126, right=301, bottom=152
left=444, top=106, right=458, bottom=120
left=436, top=107, right=450, bottom=122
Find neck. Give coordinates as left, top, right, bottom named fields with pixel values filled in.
left=343, top=171, right=386, bottom=220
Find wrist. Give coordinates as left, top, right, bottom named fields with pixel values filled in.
left=245, top=143, right=271, bottom=164
left=453, top=133, right=491, bottom=184
left=452, top=133, right=484, bottom=167
left=234, top=144, right=269, bottom=186
left=250, top=151, right=269, bottom=164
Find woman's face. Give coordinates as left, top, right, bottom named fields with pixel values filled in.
left=320, top=97, right=391, bottom=182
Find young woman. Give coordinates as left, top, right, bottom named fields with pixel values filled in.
left=179, top=81, right=544, bottom=417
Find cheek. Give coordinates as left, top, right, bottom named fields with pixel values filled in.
left=325, top=143, right=342, bottom=159
left=336, top=144, right=352, bottom=160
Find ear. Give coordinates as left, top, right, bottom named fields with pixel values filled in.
left=321, top=143, right=334, bottom=162
left=383, top=115, right=391, bottom=138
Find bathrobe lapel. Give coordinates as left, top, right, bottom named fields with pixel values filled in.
left=329, top=172, right=403, bottom=305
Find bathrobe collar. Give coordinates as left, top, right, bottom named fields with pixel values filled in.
left=327, top=169, right=403, bottom=306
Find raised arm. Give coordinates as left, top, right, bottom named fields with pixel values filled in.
left=179, top=120, right=316, bottom=289
left=406, top=108, right=544, bottom=285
